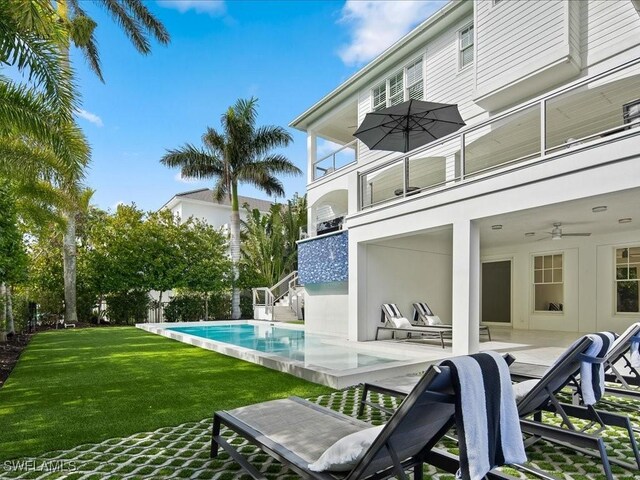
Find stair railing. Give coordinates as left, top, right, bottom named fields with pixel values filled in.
left=252, top=271, right=299, bottom=321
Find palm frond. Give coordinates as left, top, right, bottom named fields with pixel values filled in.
left=66, top=4, right=104, bottom=81
left=0, top=4, right=77, bottom=118
left=211, top=179, right=229, bottom=203
left=123, top=0, right=171, bottom=45
left=251, top=125, right=293, bottom=157
left=160, top=145, right=224, bottom=180
left=239, top=154, right=302, bottom=179
left=99, top=0, right=151, bottom=54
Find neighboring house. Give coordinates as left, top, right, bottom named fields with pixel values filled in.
left=291, top=0, right=640, bottom=354
left=162, top=188, right=273, bottom=228
left=148, top=189, right=273, bottom=310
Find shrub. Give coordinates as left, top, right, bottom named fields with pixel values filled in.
left=105, top=291, right=150, bottom=325
left=163, top=295, right=205, bottom=322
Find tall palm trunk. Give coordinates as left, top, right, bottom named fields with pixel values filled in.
left=230, top=182, right=241, bottom=319
left=63, top=211, right=77, bottom=324
left=57, top=0, right=77, bottom=326
left=0, top=283, right=6, bottom=338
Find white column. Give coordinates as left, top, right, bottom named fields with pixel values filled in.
left=307, top=132, right=317, bottom=184
left=348, top=235, right=366, bottom=341
left=451, top=219, right=480, bottom=355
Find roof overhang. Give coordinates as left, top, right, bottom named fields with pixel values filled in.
left=289, top=0, right=471, bottom=132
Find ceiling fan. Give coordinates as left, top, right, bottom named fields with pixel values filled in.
left=543, top=222, right=592, bottom=240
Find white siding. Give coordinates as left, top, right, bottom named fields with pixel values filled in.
left=476, top=0, right=568, bottom=89
left=582, top=0, right=640, bottom=66
left=356, top=14, right=481, bottom=168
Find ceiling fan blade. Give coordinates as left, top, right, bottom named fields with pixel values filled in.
left=562, top=233, right=591, bottom=237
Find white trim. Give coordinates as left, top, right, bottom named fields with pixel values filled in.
left=532, top=252, right=565, bottom=314
left=613, top=244, right=640, bottom=315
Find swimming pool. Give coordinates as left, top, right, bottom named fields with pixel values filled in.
left=167, top=323, right=396, bottom=369
left=138, top=321, right=437, bottom=388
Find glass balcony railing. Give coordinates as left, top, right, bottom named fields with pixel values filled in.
left=313, top=140, right=357, bottom=180
left=358, top=59, right=640, bottom=210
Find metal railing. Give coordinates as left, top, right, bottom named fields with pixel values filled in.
left=358, top=58, right=640, bottom=210
left=252, top=270, right=300, bottom=321
left=314, top=139, right=357, bottom=180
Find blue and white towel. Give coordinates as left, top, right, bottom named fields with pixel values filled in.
left=440, top=351, right=526, bottom=480
left=548, top=332, right=616, bottom=405
left=631, top=335, right=640, bottom=369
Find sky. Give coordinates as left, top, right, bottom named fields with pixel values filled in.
left=68, top=0, right=447, bottom=212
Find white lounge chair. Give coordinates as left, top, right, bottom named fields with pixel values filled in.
left=413, top=302, right=491, bottom=341
left=376, top=304, right=451, bottom=348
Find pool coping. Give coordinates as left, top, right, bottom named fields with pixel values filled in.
left=136, top=320, right=437, bottom=389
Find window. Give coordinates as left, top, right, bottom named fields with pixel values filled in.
left=616, top=247, right=640, bottom=313
left=371, top=57, right=424, bottom=111
left=533, top=254, right=563, bottom=312
left=459, top=24, right=474, bottom=69
left=623, top=100, right=640, bottom=126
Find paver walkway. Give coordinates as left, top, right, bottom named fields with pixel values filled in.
left=1, top=386, right=638, bottom=480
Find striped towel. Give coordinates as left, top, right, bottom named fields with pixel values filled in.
left=631, top=335, right=640, bottom=368
left=440, top=351, right=526, bottom=480
left=548, top=332, right=616, bottom=405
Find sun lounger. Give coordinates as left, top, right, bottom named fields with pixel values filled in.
left=359, top=337, right=640, bottom=480
left=412, top=302, right=491, bottom=340
left=211, top=362, right=520, bottom=480
left=376, top=304, right=453, bottom=348
left=510, top=322, right=640, bottom=402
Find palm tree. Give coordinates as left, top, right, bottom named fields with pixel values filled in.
left=161, top=98, right=301, bottom=319
left=54, top=0, right=170, bottom=324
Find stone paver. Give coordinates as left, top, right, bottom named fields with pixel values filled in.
left=1, top=387, right=638, bottom=479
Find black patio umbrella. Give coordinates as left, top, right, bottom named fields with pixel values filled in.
left=353, top=99, right=466, bottom=153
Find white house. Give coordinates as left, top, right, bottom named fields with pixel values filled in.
left=291, top=0, right=640, bottom=355
left=161, top=188, right=273, bottom=228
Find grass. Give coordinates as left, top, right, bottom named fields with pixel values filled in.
left=0, top=327, right=333, bottom=461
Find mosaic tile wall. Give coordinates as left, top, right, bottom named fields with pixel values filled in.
left=298, top=231, right=348, bottom=285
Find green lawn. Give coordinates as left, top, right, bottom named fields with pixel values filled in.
left=0, top=327, right=333, bottom=461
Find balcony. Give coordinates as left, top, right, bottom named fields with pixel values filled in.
left=359, top=59, right=640, bottom=210
left=313, top=140, right=357, bottom=180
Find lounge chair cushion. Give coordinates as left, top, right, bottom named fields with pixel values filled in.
left=390, top=317, right=413, bottom=329
left=512, top=379, right=538, bottom=402
left=425, top=315, right=443, bottom=326
left=308, top=424, right=384, bottom=472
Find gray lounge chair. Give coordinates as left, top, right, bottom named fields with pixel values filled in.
left=211, top=364, right=518, bottom=480
left=359, top=338, right=640, bottom=480
left=413, top=302, right=491, bottom=341
left=376, top=304, right=452, bottom=348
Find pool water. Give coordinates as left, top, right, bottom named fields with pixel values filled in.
left=167, top=323, right=399, bottom=370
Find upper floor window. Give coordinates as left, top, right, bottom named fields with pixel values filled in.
left=459, top=24, right=474, bottom=69
left=616, top=246, right=639, bottom=313
left=372, top=56, right=424, bottom=111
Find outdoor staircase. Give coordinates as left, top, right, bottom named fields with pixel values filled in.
left=252, top=271, right=304, bottom=322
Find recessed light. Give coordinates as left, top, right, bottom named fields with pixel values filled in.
left=525, top=232, right=535, bottom=237
left=592, top=206, right=607, bottom=213
left=619, top=218, right=632, bottom=224
left=491, top=224, right=502, bottom=230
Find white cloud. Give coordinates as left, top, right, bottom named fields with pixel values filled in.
left=158, top=0, right=226, bottom=15
left=338, top=1, right=447, bottom=66
left=76, top=108, right=103, bottom=127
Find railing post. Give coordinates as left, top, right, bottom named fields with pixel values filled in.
left=402, top=156, right=408, bottom=197
left=540, top=99, right=546, bottom=155
left=460, top=133, right=466, bottom=181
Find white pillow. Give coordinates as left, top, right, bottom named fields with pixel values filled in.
left=390, top=317, right=413, bottom=329
left=308, top=425, right=384, bottom=472
left=426, top=315, right=442, bottom=326
left=512, top=379, right=538, bottom=402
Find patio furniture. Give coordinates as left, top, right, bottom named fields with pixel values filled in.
left=376, top=304, right=450, bottom=348
left=510, top=322, right=640, bottom=402
left=412, top=302, right=491, bottom=341
left=359, top=337, right=640, bottom=480
left=211, top=360, right=520, bottom=480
